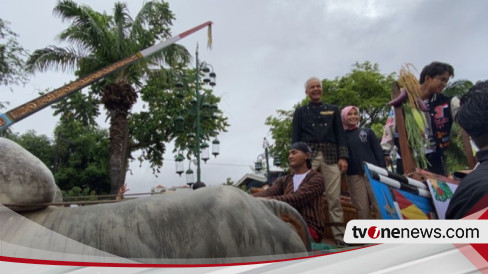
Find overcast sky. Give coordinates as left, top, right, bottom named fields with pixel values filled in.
left=1, top=0, right=488, bottom=194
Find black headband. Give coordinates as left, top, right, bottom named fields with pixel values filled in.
left=290, top=142, right=312, bottom=154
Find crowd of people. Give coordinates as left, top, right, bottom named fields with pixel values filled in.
left=252, top=61, right=487, bottom=245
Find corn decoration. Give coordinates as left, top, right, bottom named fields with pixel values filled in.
left=397, top=64, right=429, bottom=169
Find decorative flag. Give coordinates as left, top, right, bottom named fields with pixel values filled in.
left=364, top=162, right=436, bottom=220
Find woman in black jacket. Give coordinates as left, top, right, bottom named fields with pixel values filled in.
left=342, top=106, right=386, bottom=219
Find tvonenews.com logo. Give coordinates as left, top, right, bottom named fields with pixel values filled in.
left=353, top=225, right=447, bottom=239
left=344, top=220, right=488, bottom=244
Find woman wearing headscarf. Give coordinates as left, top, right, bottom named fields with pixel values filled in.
left=342, top=106, right=386, bottom=219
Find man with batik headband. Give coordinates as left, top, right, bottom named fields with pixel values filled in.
left=252, top=142, right=325, bottom=243
left=292, top=77, right=349, bottom=246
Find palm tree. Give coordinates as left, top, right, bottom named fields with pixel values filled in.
left=26, top=0, right=191, bottom=194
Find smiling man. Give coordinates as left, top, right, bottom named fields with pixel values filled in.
left=252, top=142, right=325, bottom=243
left=292, top=77, right=349, bottom=245
left=381, top=62, right=457, bottom=176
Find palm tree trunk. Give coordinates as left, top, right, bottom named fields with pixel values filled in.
left=102, top=82, right=137, bottom=195
left=109, top=109, right=129, bottom=194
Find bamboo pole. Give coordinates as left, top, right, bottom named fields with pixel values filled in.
left=0, top=21, right=213, bottom=130
left=392, top=82, right=417, bottom=174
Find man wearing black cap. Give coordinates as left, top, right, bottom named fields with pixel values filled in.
left=292, top=77, right=348, bottom=245
left=252, top=142, right=325, bottom=243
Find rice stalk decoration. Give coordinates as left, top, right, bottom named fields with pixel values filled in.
left=397, top=64, right=429, bottom=169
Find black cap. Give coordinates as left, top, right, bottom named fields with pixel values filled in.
left=290, top=142, right=312, bottom=169
left=290, top=142, right=312, bottom=153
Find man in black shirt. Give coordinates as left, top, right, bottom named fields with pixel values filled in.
left=292, top=77, right=349, bottom=245
left=381, top=62, right=457, bottom=176
left=446, top=80, right=488, bottom=219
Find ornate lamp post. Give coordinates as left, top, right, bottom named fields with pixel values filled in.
left=263, top=137, right=271, bottom=183
left=254, top=137, right=283, bottom=184
left=174, top=45, right=220, bottom=183
left=254, top=137, right=271, bottom=183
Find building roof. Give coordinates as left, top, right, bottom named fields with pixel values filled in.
left=234, top=171, right=286, bottom=188
left=234, top=173, right=267, bottom=188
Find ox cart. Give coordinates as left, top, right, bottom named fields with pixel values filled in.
left=322, top=77, right=475, bottom=245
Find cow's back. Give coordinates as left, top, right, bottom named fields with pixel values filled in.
left=13, top=186, right=309, bottom=263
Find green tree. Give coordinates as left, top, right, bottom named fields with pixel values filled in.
left=265, top=109, right=294, bottom=171
left=322, top=61, right=396, bottom=131
left=442, top=80, right=474, bottom=172
left=5, top=118, right=111, bottom=195
left=53, top=117, right=111, bottom=194
left=0, top=18, right=29, bottom=137
left=26, top=0, right=192, bottom=193
left=61, top=186, right=97, bottom=202
left=442, top=79, right=473, bottom=98
left=6, top=130, right=55, bottom=169
left=266, top=61, right=395, bottom=170
left=130, top=68, right=229, bottom=173
left=0, top=18, right=28, bottom=88
left=50, top=91, right=101, bottom=127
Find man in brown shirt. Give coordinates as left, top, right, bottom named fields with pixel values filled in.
left=252, top=142, right=325, bottom=242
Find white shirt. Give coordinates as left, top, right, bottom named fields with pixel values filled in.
left=293, top=170, right=310, bottom=192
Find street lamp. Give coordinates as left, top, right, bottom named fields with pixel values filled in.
left=254, top=137, right=283, bottom=184
left=254, top=155, right=264, bottom=173
left=254, top=137, right=271, bottom=183
left=186, top=169, right=194, bottom=188
left=173, top=45, right=220, bottom=183
left=212, top=138, right=220, bottom=157
left=273, top=154, right=282, bottom=167
left=185, top=159, right=199, bottom=188
left=175, top=153, right=185, bottom=176
left=263, top=137, right=271, bottom=183
left=201, top=142, right=210, bottom=163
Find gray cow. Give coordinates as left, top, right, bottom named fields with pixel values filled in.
left=0, top=137, right=311, bottom=263
left=1, top=186, right=311, bottom=264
